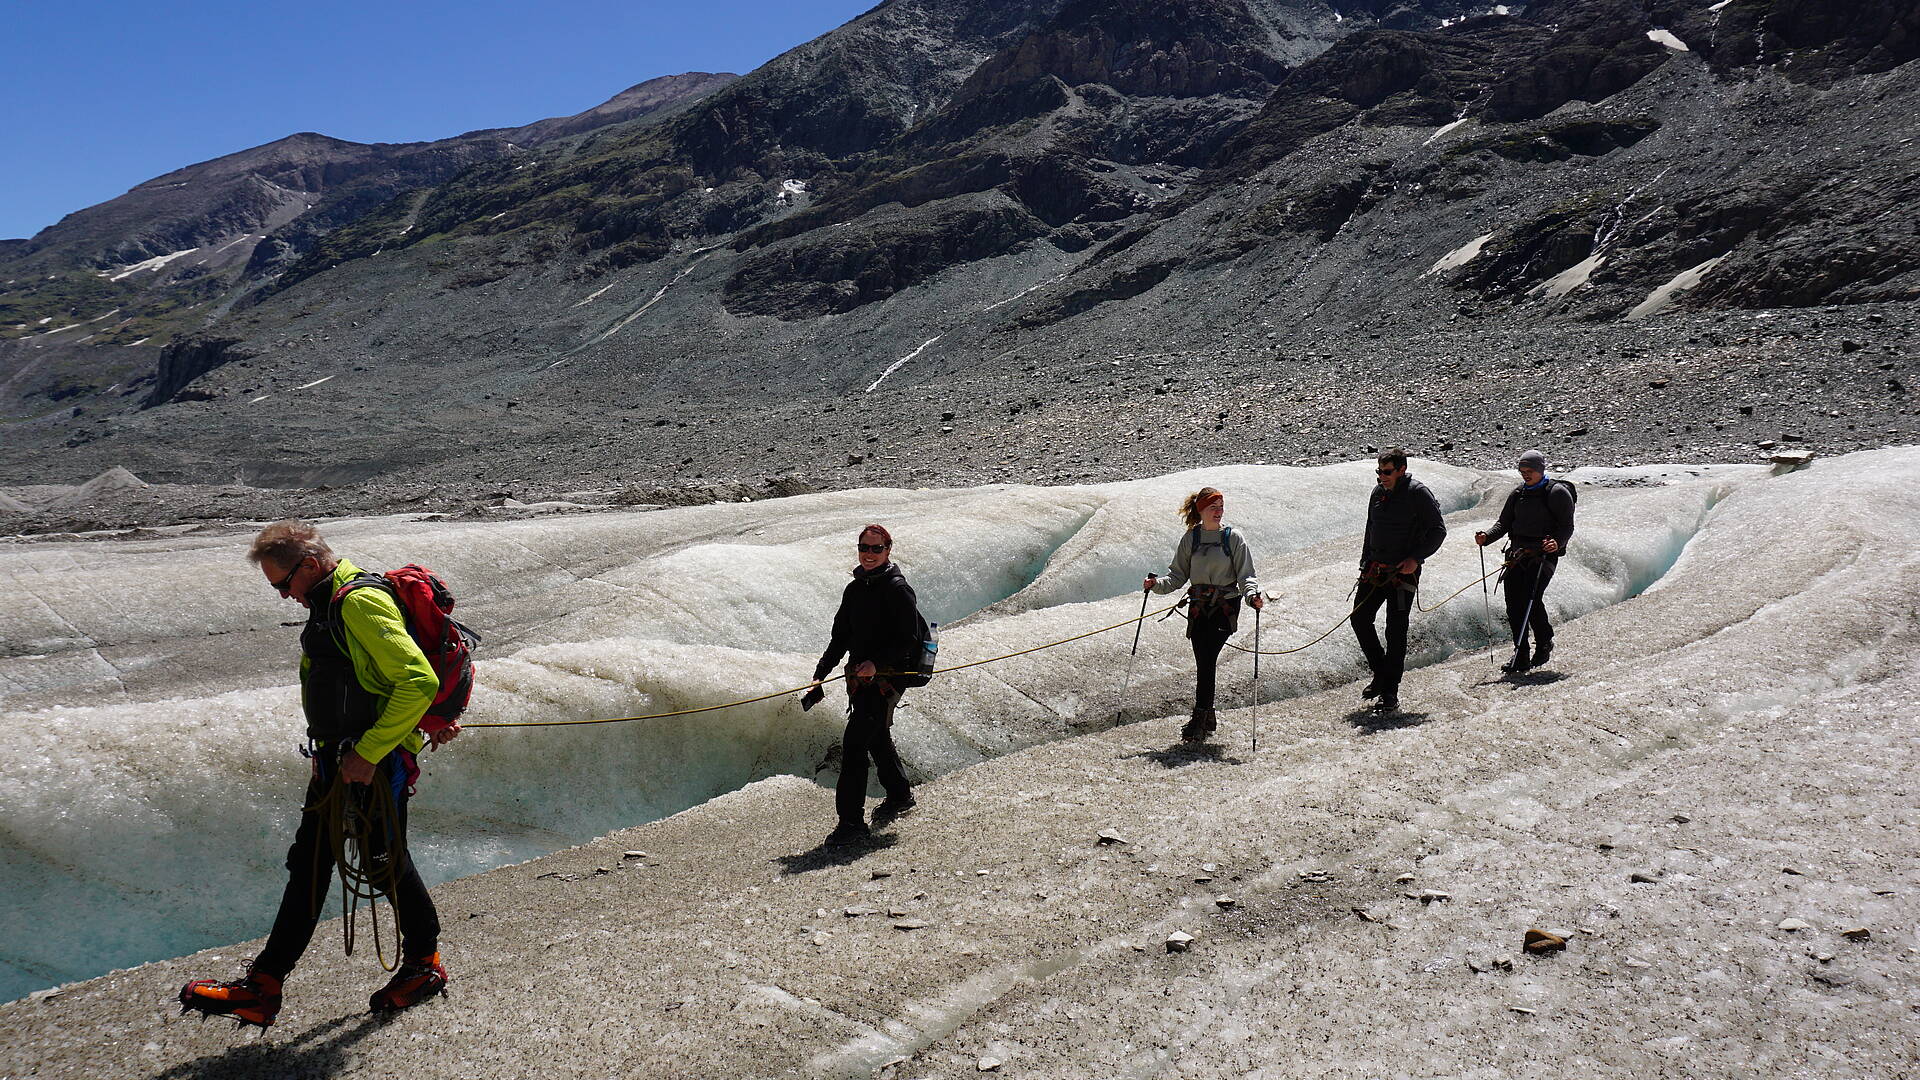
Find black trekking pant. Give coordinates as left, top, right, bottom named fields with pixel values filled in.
left=1350, top=578, right=1416, bottom=692
left=254, top=750, right=439, bottom=979
left=1504, top=556, right=1558, bottom=653
left=837, top=681, right=911, bottom=827
left=1190, top=629, right=1230, bottom=714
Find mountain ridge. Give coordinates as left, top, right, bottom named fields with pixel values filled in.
left=1, top=0, right=1914, bottom=509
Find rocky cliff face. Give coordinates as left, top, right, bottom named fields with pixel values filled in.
left=2, top=0, right=1915, bottom=493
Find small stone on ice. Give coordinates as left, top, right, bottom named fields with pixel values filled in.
left=1511, top=1007, right=1537, bottom=1016
left=1166, top=931, right=1195, bottom=953
left=893, top=920, right=929, bottom=931
left=1670, top=814, right=1691, bottom=823
left=871, top=869, right=893, bottom=880
left=622, top=850, right=646, bottom=859
left=1524, top=929, right=1567, bottom=954
left=1414, top=889, right=1451, bottom=904
left=1355, top=906, right=1391, bottom=923
left=1214, top=895, right=1237, bottom=909
left=1097, top=829, right=1126, bottom=845
left=1811, top=951, right=1835, bottom=963
left=1395, top=873, right=1416, bottom=884
left=1624, top=959, right=1652, bottom=970
left=1777, top=918, right=1813, bottom=932
left=1841, top=927, right=1872, bottom=941
left=1629, top=871, right=1660, bottom=884
left=978, top=1057, right=1003, bottom=1071
left=1202, top=863, right=1219, bottom=873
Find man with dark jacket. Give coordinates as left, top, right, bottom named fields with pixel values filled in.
left=179, top=520, right=455, bottom=1028
left=1476, top=449, right=1576, bottom=674
left=1352, top=449, right=1447, bottom=711
left=808, top=524, right=920, bottom=846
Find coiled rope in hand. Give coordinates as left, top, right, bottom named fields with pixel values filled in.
left=308, top=770, right=404, bottom=971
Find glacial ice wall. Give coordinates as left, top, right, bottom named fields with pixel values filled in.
left=0, top=458, right=1764, bottom=999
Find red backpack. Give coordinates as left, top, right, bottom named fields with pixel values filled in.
left=333, top=564, right=479, bottom=734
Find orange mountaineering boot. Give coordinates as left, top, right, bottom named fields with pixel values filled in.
left=369, top=952, right=448, bottom=1014
left=179, top=966, right=283, bottom=1028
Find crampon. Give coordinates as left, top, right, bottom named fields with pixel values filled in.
left=178, top=969, right=282, bottom=1029
left=369, top=953, right=447, bottom=1015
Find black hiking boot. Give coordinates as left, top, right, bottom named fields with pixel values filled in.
left=1181, top=708, right=1216, bottom=743
left=1501, top=650, right=1530, bottom=675
left=824, top=822, right=872, bottom=847
left=1372, top=691, right=1399, bottom=713
left=1531, top=641, right=1553, bottom=668
left=1361, top=678, right=1382, bottom=700
left=871, top=795, right=917, bottom=828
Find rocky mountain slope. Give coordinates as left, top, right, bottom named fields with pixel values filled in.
left=0, top=73, right=734, bottom=349
left=1, top=0, right=1915, bottom=512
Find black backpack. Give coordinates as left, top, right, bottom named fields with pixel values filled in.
left=893, top=610, right=937, bottom=688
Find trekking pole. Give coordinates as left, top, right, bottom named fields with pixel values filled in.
left=1114, top=580, right=1153, bottom=725
left=1251, top=603, right=1261, bottom=753
left=1479, top=545, right=1495, bottom=655
left=1512, top=557, right=1546, bottom=669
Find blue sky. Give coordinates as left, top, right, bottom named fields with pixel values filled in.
left=0, top=0, right=879, bottom=240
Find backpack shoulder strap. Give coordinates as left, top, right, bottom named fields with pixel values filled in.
left=332, top=571, right=394, bottom=607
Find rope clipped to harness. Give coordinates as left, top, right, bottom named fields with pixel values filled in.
left=307, top=766, right=405, bottom=972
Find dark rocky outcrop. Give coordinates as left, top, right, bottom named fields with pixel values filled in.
left=143, top=337, right=253, bottom=408
left=1694, top=0, right=1920, bottom=86
left=1481, top=1, right=1672, bottom=122
left=724, top=193, right=1047, bottom=318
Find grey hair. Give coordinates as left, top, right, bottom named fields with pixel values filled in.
left=248, top=520, right=332, bottom=567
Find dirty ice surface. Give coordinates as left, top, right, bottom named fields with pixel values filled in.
left=0, top=458, right=1765, bottom=999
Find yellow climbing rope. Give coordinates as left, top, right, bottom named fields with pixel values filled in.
left=462, top=601, right=1184, bottom=730
left=461, top=556, right=1521, bottom=730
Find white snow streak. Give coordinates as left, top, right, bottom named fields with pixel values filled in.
left=1423, top=117, right=1468, bottom=146
left=1647, top=28, right=1690, bottom=51
left=295, top=375, right=336, bottom=391
left=1627, top=256, right=1726, bottom=321
left=866, top=336, right=942, bottom=392
left=1424, top=233, right=1494, bottom=276
left=1535, top=255, right=1604, bottom=299
left=109, top=248, right=200, bottom=281
left=982, top=274, right=1067, bottom=312
left=574, top=280, right=620, bottom=308
left=565, top=246, right=722, bottom=361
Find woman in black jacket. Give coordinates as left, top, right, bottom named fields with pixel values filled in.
left=807, top=524, right=920, bottom=845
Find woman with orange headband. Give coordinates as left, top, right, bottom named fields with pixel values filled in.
left=1142, top=487, right=1263, bottom=742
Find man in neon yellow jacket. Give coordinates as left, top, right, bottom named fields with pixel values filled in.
left=179, top=520, right=455, bottom=1027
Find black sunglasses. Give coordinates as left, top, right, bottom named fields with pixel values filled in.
left=1375, top=467, right=1398, bottom=475
left=856, top=543, right=888, bottom=554
left=270, top=557, right=307, bottom=592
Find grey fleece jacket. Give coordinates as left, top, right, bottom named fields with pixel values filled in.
left=1152, top=526, right=1260, bottom=600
